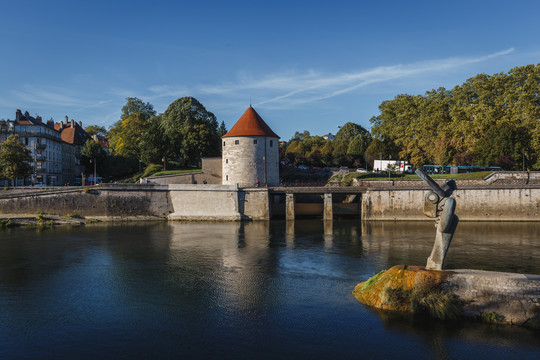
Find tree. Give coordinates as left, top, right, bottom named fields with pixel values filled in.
left=120, top=97, right=156, bottom=121
left=140, top=115, right=171, bottom=166
left=0, top=134, right=33, bottom=185
left=334, top=122, right=370, bottom=147
left=218, top=121, right=228, bottom=137
left=84, top=125, right=107, bottom=138
left=109, top=98, right=156, bottom=154
left=81, top=139, right=106, bottom=178
left=161, top=97, right=220, bottom=166
left=113, top=112, right=149, bottom=159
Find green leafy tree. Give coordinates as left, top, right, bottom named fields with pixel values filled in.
left=0, top=134, right=33, bottom=185
left=113, top=112, right=149, bottom=158
left=161, top=97, right=220, bottom=166
left=218, top=121, right=228, bottom=137
left=120, top=97, right=156, bottom=121
left=81, top=139, right=106, bottom=176
left=84, top=125, right=107, bottom=138
left=140, top=115, right=171, bottom=166
left=109, top=98, right=156, bottom=154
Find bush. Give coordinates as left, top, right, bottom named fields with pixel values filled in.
left=36, top=212, right=45, bottom=222
left=1, top=219, right=14, bottom=229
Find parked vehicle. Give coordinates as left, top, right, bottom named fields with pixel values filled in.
left=298, top=165, right=310, bottom=170
left=339, top=166, right=349, bottom=172
left=373, top=160, right=412, bottom=173
left=356, top=168, right=368, bottom=173
left=312, top=166, right=321, bottom=171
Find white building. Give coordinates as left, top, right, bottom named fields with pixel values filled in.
left=221, top=107, right=280, bottom=187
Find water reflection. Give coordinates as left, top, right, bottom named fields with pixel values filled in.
left=0, top=221, right=539, bottom=359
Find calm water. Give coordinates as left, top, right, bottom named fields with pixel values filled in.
left=0, top=221, right=539, bottom=360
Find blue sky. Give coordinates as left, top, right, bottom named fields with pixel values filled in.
left=1, top=0, right=539, bottom=140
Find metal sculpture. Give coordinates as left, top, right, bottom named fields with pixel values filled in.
left=415, top=169, right=459, bottom=270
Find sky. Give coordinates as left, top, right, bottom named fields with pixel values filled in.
left=1, top=0, right=539, bottom=140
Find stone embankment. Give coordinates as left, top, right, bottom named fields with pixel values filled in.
left=353, top=265, right=540, bottom=329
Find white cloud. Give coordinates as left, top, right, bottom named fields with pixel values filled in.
left=195, top=48, right=515, bottom=108
left=11, top=85, right=91, bottom=107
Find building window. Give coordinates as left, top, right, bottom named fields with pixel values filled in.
left=270, top=140, right=273, bottom=147
left=253, top=139, right=257, bottom=144
left=24, top=138, right=28, bottom=145
left=226, top=175, right=228, bottom=181
left=223, top=141, right=226, bottom=146
left=226, top=159, right=228, bottom=164
left=235, top=140, right=239, bottom=145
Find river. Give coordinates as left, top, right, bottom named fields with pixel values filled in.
left=0, top=221, right=539, bottom=359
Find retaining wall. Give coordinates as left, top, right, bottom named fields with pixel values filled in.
left=0, top=184, right=172, bottom=219
left=362, top=187, right=540, bottom=221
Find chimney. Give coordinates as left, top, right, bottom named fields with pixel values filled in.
left=71, top=119, right=74, bottom=127
left=36, top=116, right=42, bottom=122
left=47, top=120, right=54, bottom=126
left=79, top=121, right=82, bottom=127
left=64, top=116, right=68, bottom=125
left=16, top=109, right=22, bottom=121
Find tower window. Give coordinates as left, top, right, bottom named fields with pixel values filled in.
left=269, top=140, right=273, bottom=147
left=223, top=141, right=226, bottom=146
left=235, top=140, right=239, bottom=145
left=253, top=139, right=257, bottom=144
left=226, top=175, right=228, bottom=181
left=226, top=159, right=228, bottom=164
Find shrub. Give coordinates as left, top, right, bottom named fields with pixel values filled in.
left=479, top=312, right=504, bottom=323
left=1, top=219, right=14, bottom=229
left=36, top=212, right=45, bottom=222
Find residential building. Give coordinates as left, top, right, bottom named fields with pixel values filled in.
left=0, top=110, right=90, bottom=186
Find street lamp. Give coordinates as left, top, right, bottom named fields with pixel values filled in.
left=90, top=158, right=97, bottom=185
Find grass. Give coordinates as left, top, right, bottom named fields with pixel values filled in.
left=332, top=170, right=496, bottom=186
left=150, top=169, right=202, bottom=177
left=479, top=312, right=505, bottom=323
left=381, top=281, right=463, bottom=320
left=67, top=213, right=81, bottom=219
left=359, top=270, right=385, bottom=291
left=86, top=219, right=100, bottom=224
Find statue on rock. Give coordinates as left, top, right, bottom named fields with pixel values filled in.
left=415, top=169, right=459, bottom=270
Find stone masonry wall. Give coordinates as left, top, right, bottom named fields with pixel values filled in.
left=362, top=187, right=540, bottom=221
left=0, top=184, right=172, bottom=219
left=222, top=136, right=279, bottom=186
left=444, top=269, right=540, bottom=325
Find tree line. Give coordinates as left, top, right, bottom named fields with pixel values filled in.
left=371, top=63, right=540, bottom=170
left=281, top=63, right=540, bottom=171
left=82, top=96, right=227, bottom=180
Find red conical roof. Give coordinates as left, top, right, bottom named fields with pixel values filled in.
left=222, top=107, right=279, bottom=138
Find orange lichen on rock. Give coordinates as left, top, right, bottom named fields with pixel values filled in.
left=353, top=265, right=453, bottom=312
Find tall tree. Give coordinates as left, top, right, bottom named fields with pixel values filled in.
left=0, top=134, right=33, bottom=185
left=109, top=98, right=156, bottom=154
left=161, top=97, right=220, bottom=166
left=84, top=125, right=107, bottom=138
left=120, top=97, right=156, bottom=121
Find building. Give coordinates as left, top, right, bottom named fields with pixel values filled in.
left=322, top=133, right=335, bottom=140
left=221, top=106, right=280, bottom=187
left=55, top=116, right=90, bottom=184
left=0, top=110, right=90, bottom=186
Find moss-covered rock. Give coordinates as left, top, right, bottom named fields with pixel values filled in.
left=353, top=265, right=461, bottom=319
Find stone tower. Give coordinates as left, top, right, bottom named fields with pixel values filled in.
left=222, top=107, right=280, bottom=187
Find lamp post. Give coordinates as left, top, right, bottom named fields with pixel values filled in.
left=90, top=158, right=96, bottom=185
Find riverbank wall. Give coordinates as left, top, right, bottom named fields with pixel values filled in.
left=0, top=183, right=539, bottom=221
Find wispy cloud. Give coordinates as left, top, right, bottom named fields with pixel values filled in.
left=11, top=85, right=92, bottom=107
left=196, top=48, right=515, bottom=109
